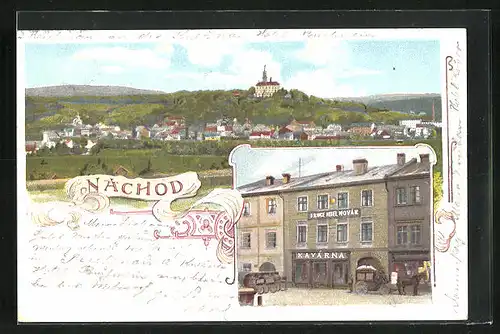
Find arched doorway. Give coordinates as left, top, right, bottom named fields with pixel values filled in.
left=354, top=256, right=385, bottom=293
left=259, top=262, right=276, bottom=272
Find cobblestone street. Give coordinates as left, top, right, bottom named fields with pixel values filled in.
left=260, top=288, right=432, bottom=306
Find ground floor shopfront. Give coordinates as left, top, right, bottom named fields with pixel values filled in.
left=288, top=249, right=392, bottom=289
left=388, top=250, right=431, bottom=282
left=291, top=250, right=351, bottom=288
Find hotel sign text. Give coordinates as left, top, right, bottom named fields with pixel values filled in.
left=307, top=208, right=361, bottom=220
left=296, top=252, right=348, bottom=260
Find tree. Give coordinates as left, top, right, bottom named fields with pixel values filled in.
left=433, top=171, right=443, bottom=211
left=91, top=141, right=104, bottom=155
left=79, top=137, right=88, bottom=146
left=54, top=142, right=70, bottom=155
left=139, top=158, right=154, bottom=176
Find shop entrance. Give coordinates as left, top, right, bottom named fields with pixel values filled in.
left=311, top=261, right=328, bottom=288
left=292, top=251, right=351, bottom=289
left=331, top=261, right=349, bottom=287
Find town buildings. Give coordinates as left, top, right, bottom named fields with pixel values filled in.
left=237, top=152, right=431, bottom=289
left=254, top=65, right=281, bottom=98
left=386, top=153, right=432, bottom=279
left=346, top=123, right=375, bottom=137
left=237, top=176, right=285, bottom=274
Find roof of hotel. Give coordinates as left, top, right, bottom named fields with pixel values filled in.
left=237, top=157, right=430, bottom=196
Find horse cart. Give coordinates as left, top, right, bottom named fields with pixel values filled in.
left=238, top=271, right=287, bottom=295
left=354, top=265, right=393, bottom=295
left=395, top=261, right=431, bottom=296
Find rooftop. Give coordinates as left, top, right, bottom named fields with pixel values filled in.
left=256, top=81, right=280, bottom=86
left=237, top=155, right=430, bottom=196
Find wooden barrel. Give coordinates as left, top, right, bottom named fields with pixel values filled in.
left=238, top=288, right=256, bottom=306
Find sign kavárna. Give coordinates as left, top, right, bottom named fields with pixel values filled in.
left=296, top=252, right=348, bottom=259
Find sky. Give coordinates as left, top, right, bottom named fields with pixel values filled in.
left=231, top=145, right=435, bottom=187
left=24, top=39, right=440, bottom=98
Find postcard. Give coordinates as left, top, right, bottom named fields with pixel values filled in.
left=17, top=28, right=467, bottom=322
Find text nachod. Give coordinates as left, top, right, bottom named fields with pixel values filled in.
left=78, top=173, right=199, bottom=201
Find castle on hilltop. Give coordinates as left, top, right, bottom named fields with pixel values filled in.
left=254, top=65, right=281, bottom=98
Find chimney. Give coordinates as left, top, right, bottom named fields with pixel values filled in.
left=269, top=77, right=272, bottom=82
left=419, top=154, right=430, bottom=164
left=397, top=153, right=406, bottom=166
left=352, top=159, right=368, bottom=175
left=336, top=165, right=343, bottom=172
left=265, top=176, right=275, bottom=186
left=282, top=173, right=291, bottom=184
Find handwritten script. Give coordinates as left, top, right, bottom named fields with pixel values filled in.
left=447, top=41, right=463, bottom=114
left=444, top=237, right=466, bottom=314
left=17, top=29, right=375, bottom=42
left=24, top=211, right=235, bottom=319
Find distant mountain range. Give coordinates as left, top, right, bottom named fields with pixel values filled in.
left=26, top=85, right=166, bottom=97
left=335, top=93, right=440, bottom=104
left=336, top=93, right=442, bottom=120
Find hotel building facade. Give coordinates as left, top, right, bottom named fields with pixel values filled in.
left=237, top=152, right=431, bottom=289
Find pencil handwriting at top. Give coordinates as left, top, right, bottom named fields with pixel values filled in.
left=26, top=213, right=234, bottom=312
left=173, top=30, right=241, bottom=41
left=18, top=31, right=59, bottom=40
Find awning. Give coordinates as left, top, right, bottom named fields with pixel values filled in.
left=391, top=254, right=430, bottom=261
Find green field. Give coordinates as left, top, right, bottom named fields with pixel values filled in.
left=27, top=138, right=442, bottom=180
left=27, top=150, right=230, bottom=180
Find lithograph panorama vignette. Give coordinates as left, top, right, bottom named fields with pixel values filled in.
left=19, top=29, right=467, bottom=320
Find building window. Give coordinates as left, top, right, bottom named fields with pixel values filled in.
left=361, top=190, right=373, bottom=207
left=297, top=223, right=307, bottom=245
left=240, top=232, right=251, bottom=248
left=411, top=225, right=422, bottom=245
left=266, top=198, right=277, bottom=214
left=410, top=186, right=421, bottom=204
left=242, top=263, right=252, bottom=272
left=317, top=221, right=328, bottom=243
left=397, top=223, right=422, bottom=245
left=336, top=219, right=348, bottom=243
left=396, top=187, right=407, bottom=205
left=243, top=201, right=251, bottom=216
left=396, top=225, right=409, bottom=245
left=361, top=218, right=373, bottom=243
left=266, top=231, right=277, bottom=248
left=337, top=192, right=349, bottom=209
left=313, top=262, right=327, bottom=282
left=317, top=194, right=329, bottom=210
left=295, top=262, right=308, bottom=283
left=297, top=196, right=308, bottom=212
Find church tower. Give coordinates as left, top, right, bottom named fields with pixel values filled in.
left=262, top=65, right=268, bottom=82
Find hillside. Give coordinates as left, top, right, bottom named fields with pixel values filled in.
left=25, top=87, right=432, bottom=139
left=336, top=93, right=440, bottom=103
left=367, top=96, right=441, bottom=121
left=26, top=85, right=166, bottom=97
left=336, top=93, right=441, bottom=120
